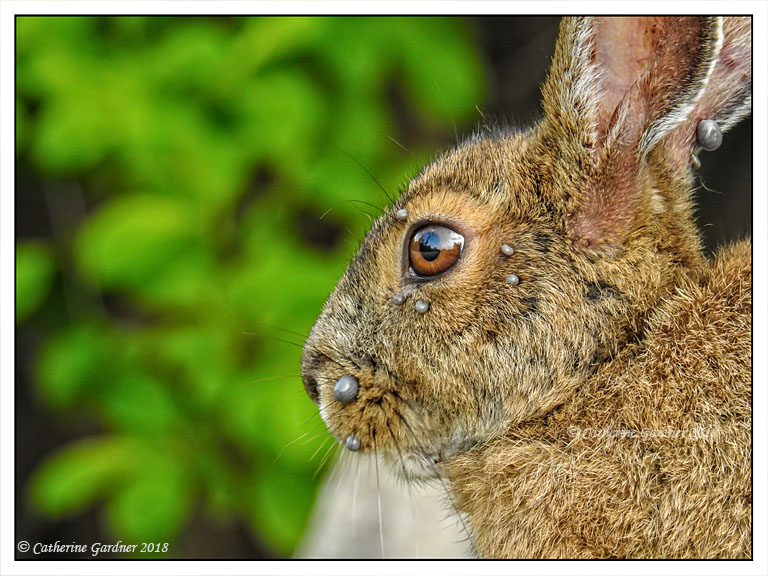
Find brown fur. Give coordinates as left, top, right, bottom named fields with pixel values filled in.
left=301, top=16, right=751, bottom=558
left=447, top=241, right=751, bottom=558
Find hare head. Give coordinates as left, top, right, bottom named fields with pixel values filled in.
left=301, top=17, right=751, bottom=478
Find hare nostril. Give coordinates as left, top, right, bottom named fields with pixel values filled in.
left=334, top=374, right=359, bottom=404
left=303, top=373, right=320, bottom=404
left=345, top=434, right=362, bottom=451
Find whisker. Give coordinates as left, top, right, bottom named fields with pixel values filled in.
left=393, top=408, right=477, bottom=556
left=273, top=429, right=325, bottom=465
left=377, top=405, right=407, bottom=480
left=388, top=134, right=414, bottom=156
left=242, top=332, right=304, bottom=350
left=341, top=149, right=396, bottom=206
left=312, top=440, right=339, bottom=480
left=381, top=414, right=421, bottom=557
left=244, top=321, right=309, bottom=340
left=320, top=354, right=350, bottom=372
left=246, top=374, right=302, bottom=386
left=301, top=409, right=325, bottom=427
left=309, top=436, right=331, bottom=462
left=383, top=416, right=422, bottom=558
left=331, top=449, right=348, bottom=500
left=343, top=228, right=358, bottom=245
left=318, top=401, right=353, bottom=425
left=372, top=430, right=385, bottom=558
left=385, top=422, right=407, bottom=480
left=281, top=428, right=322, bottom=451
left=342, top=198, right=386, bottom=216
left=352, top=450, right=361, bottom=523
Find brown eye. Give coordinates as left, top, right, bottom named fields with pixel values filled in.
left=409, top=225, right=464, bottom=277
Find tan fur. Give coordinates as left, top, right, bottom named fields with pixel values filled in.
left=301, top=16, right=751, bottom=558
left=447, top=241, right=751, bottom=558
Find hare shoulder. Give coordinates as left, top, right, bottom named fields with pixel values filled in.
left=448, top=240, right=751, bottom=558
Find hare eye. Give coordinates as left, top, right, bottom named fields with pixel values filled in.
left=408, top=225, right=464, bottom=277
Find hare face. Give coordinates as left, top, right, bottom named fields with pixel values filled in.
left=302, top=16, right=751, bottom=480
left=301, top=131, right=631, bottom=478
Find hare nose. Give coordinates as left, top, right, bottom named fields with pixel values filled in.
left=334, top=374, right=359, bottom=403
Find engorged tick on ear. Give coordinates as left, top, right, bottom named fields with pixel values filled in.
left=696, top=119, right=723, bottom=151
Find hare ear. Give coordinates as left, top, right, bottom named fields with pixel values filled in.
left=663, top=17, right=752, bottom=162
left=540, top=17, right=748, bottom=250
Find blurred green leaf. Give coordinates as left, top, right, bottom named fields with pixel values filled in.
left=31, top=65, right=119, bottom=173
left=37, top=323, right=116, bottom=409
left=99, top=371, right=183, bottom=434
left=221, top=361, right=320, bottom=468
left=16, top=17, right=95, bottom=61
left=105, top=460, right=195, bottom=544
left=237, top=70, right=326, bottom=167
left=398, top=18, right=486, bottom=123
left=17, top=15, right=487, bottom=557
left=149, top=324, right=233, bottom=406
left=16, top=242, right=55, bottom=322
left=316, top=18, right=392, bottom=92
left=146, top=21, right=228, bottom=94
left=29, top=437, right=141, bottom=517
left=228, top=17, right=323, bottom=77
left=75, top=194, right=203, bottom=290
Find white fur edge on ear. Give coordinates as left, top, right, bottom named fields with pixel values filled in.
left=556, top=17, right=604, bottom=143
left=572, top=18, right=601, bottom=111
left=718, top=92, right=752, bottom=134
left=639, top=17, right=724, bottom=157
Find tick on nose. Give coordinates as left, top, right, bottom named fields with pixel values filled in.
left=334, top=374, right=359, bottom=404
left=345, top=434, right=361, bottom=451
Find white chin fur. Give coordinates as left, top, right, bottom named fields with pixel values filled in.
left=397, top=452, right=443, bottom=480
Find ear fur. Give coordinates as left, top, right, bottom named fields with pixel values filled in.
left=540, top=16, right=751, bottom=250
left=662, top=17, right=752, bottom=169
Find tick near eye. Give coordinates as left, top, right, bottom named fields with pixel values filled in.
left=408, top=225, right=464, bottom=277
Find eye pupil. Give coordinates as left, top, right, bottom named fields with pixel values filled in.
left=408, top=224, right=464, bottom=278
left=419, top=232, right=441, bottom=261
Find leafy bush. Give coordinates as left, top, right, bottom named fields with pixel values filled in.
left=16, top=16, right=485, bottom=556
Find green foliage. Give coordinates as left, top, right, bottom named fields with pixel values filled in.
left=17, top=16, right=486, bottom=556
left=16, top=242, right=55, bottom=322
left=30, top=437, right=144, bottom=517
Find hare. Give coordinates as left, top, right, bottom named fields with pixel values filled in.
left=301, top=16, right=752, bottom=558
